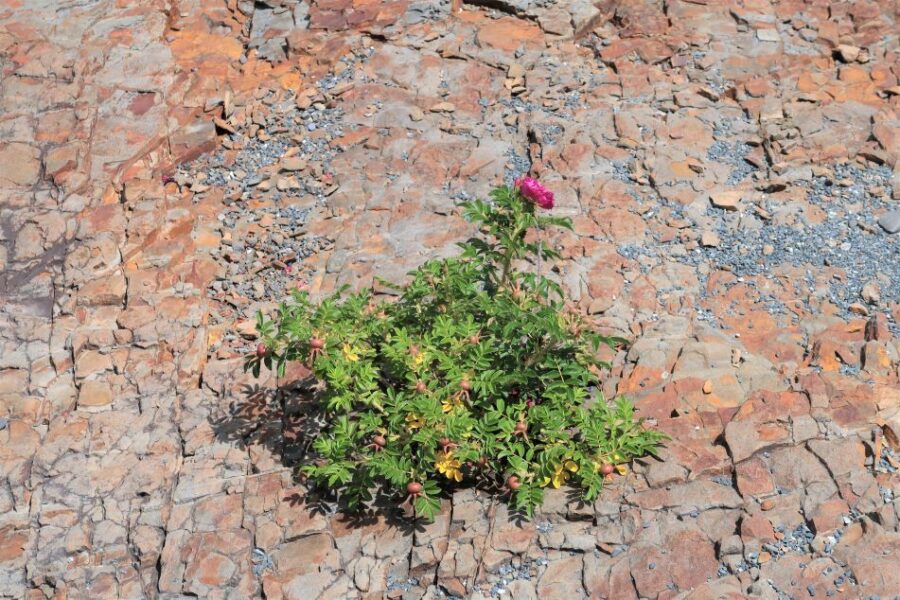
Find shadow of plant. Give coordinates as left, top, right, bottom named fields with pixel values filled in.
left=210, top=377, right=428, bottom=533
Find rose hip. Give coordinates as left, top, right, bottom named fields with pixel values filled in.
left=256, top=343, right=267, bottom=357
left=310, top=337, right=325, bottom=349
left=406, top=481, right=423, bottom=495
left=507, top=475, right=521, bottom=490
left=601, top=463, right=615, bottom=476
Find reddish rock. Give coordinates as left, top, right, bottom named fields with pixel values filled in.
left=630, top=528, right=718, bottom=598
left=735, top=457, right=775, bottom=498
left=740, top=513, right=775, bottom=544
left=811, top=498, right=850, bottom=534
left=170, top=119, right=218, bottom=165
left=537, top=553, right=585, bottom=599
left=476, top=18, right=543, bottom=51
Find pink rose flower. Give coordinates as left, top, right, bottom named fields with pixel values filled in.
left=514, top=177, right=554, bottom=209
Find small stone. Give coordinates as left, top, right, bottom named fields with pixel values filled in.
left=429, top=102, right=456, bottom=113
left=409, top=106, right=425, bottom=121
left=235, top=319, right=258, bottom=338
left=710, top=190, right=742, bottom=211
left=280, top=157, right=307, bottom=172
left=760, top=499, right=776, bottom=511
left=877, top=209, right=900, bottom=234
left=836, top=44, right=860, bottom=62
left=508, top=64, right=525, bottom=79
left=756, top=28, right=781, bottom=42
left=848, top=303, right=870, bottom=316
left=700, top=231, right=720, bottom=247
left=702, top=380, right=713, bottom=394
left=861, top=282, right=880, bottom=305
left=763, top=244, right=775, bottom=256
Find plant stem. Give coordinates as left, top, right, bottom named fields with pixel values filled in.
left=499, top=221, right=525, bottom=289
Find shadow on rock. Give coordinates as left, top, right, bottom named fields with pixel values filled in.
left=210, top=374, right=425, bottom=533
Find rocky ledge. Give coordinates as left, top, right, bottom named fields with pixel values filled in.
left=0, top=0, right=898, bottom=598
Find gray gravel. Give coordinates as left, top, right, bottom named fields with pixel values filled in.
left=620, top=162, right=898, bottom=332
left=695, top=163, right=898, bottom=321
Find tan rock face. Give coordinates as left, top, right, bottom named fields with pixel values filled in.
left=0, top=143, right=41, bottom=188
left=476, top=17, right=543, bottom=51
left=4, top=0, right=900, bottom=598
left=77, top=380, right=113, bottom=408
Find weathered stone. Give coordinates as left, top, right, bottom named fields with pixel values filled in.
left=77, top=380, right=113, bottom=408
left=272, top=533, right=340, bottom=576
left=877, top=209, right=900, bottom=233
left=735, top=457, right=775, bottom=498
left=0, top=143, right=41, bottom=187
left=710, top=190, right=743, bottom=210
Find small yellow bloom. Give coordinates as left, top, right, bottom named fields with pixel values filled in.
left=441, top=396, right=463, bottom=413
left=412, top=352, right=426, bottom=368
left=615, top=464, right=628, bottom=476
left=405, top=413, right=425, bottom=431
left=435, top=450, right=463, bottom=482
left=342, top=343, right=359, bottom=362
left=549, top=460, right=579, bottom=489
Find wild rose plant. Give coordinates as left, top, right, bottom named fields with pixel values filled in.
left=247, top=182, right=664, bottom=520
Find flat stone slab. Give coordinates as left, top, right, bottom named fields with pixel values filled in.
left=877, top=209, right=900, bottom=234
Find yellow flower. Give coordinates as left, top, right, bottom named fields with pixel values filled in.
left=441, top=396, right=463, bottom=413
left=435, top=450, right=463, bottom=482
left=615, top=464, right=628, bottom=476
left=342, top=343, right=359, bottom=362
left=412, top=352, right=426, bottom=368
left=405, top=413, right=425, bottom=431
left=549, top=460, right=579, bottom=489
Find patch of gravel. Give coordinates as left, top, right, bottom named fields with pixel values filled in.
left=706, top=140, right=758, bottom=185
left=178, top=49, right=378, bottom=348
left=386, top=574, right=421, bottom=595
left=504, top=148, right=532, bottom=186
left=622, top=162, right=898, bottom=331
left=763, top=522, right=816, bottom=558
left=877, top=446, right=899, bottom=474
left=695, top=163, right=898, bottom=321
left=488, top=557, right=548, bottom=598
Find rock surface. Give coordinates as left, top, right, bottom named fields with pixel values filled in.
left=1, top=0, right=898, bottom=598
